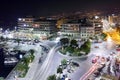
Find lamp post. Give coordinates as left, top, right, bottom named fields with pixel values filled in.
left=0, top=28, right=3, bottom=32
left=14, top=26, right=17, bottom=31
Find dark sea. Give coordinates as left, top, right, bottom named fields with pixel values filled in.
left=0, top=47, right=26, bottom=78
left=0, top=48, right=15, bottom=78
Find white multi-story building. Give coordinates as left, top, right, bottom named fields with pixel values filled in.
left=59, top=22, right=80, bottom=37
left=80, top=25, right=95, bottom=38
left=16, top=18, right=57, bottom=40
left=18, top=17, right=34, bottom=31
left=32, top=19, right=57, bottom=40
left=93, top=19, right=103, bottom=35
left=59, top=19, right=95, bottom=39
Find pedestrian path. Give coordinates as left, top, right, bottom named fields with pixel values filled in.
left=17, top=48, right=42, bottom=80
left=6, top=48, right=42, bottom=80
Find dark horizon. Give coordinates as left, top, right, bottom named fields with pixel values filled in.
left=0, top=0, right=120, bottom=29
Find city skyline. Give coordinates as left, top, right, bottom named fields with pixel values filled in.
left=0, top=0, right=120, bottom=29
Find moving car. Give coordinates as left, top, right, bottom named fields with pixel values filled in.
left=95, top=46, right=99, bottom=48
left=92, top=56, right=100, bottom=63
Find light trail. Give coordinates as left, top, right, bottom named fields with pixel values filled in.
left=80, top=63, right=98, bottom=80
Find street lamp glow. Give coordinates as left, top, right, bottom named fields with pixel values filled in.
left=98, top=25, right=101, bottom=27
left=107, top=36, right=112, bottom=42
left=18, top=18, right=22, bottom=21
left=23, top=19, right=25, bottom=21
left=95, top=16, right=99, bottom=19
left=24, top=24, right=27, bottom=26
left=1, top=28, right=2, bottom=30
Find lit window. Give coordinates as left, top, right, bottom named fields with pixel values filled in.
left=23, top=19, right=25, bottom=21
left=24, top=24, right=27, bottom=26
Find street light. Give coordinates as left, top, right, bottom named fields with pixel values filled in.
left=0, top=28, right=3, bottom=33
left=14, top=26, right=17, bottom=31
left=95, top=16, right=99, bottom=19
left=18, top=18, right=22, bottom=21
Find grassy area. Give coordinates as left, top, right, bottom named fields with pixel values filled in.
left=0, top=77, right=4, bottom=80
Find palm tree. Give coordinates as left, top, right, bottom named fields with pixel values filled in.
left=29, top=49, right=35, bottom=62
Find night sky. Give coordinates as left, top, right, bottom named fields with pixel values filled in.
left=0, top=0, right=120, bottom=29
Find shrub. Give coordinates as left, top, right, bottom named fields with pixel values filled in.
left=47, top=74, right=56, bottom=80
left=61, top=59, right=67, bottom=65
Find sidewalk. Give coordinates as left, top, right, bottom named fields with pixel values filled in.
left=5, top=42, right=51, bottom=80
left=17, top=50, right=42, bottom=80
left=5, top=52, right=41, bottom=80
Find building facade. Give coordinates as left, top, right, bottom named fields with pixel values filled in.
left=93, top=19, right=103, bottom=35
left=16, top=18, right=57, bottom=40
left=18, top=17, right=34, bottom=31
left=33, top=19, right=57, bottom=40
left=59, top=23, right=80, bottom=37
left=80, top=25, right=95, bottom=39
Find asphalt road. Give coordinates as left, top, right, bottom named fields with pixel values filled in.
left=6, top=40, right=117, bottom=80
left=36, top=41, right=117, bottom=80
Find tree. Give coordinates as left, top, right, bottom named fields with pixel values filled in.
left=0, top=36, right=4, bottom=41
left=47, top=74, right=56, bottom=80
left=61, top=59, right=67, bottom=65
left=101, top=33, right=107, bottom=40
left=22, top=57, right=30, bottom=66
left=60, top=38, right=69, bottom=46
left=57, top=67, right=63, bottom=79
left=95, top=35, right=98, bottom=41
left=80, top=40, right=91, bottom=54
left=66, top=46, right=74, bottom=53
left=70, top=39, right=78, bottom=48
left=60, top=38, right=69, bottom=51
left=16, top=38, right=21, bottom=45
left=85, top=40, right=91, bottom=48
left=57, top=67, right=63, bottom=74
left=29, top=49, right=35, bottom=62
left=29, top=49, right=35, bottom=56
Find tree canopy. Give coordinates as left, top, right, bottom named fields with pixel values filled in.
left=47, top=74, right=56, bottom=80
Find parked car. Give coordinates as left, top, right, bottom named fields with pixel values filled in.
left=72, top=62, right=79, bottom=67
left=95, top=46, right=99, bottom=48
left=94, top=71, right=101, bottom=77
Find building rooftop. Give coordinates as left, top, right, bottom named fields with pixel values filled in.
left=34, top=19, right=57, bottom=22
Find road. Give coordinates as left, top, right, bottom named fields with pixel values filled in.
left=32, top=40, right=117, bottom=80
left=5, top=40, right=53, bottom=80
left=32, top=40, right=92, bottom=80
left=32, top=44, right=58, bottom=80
left=79, top=40, right=117, bottom=80
left=6, top=39, right=117, bottom=80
